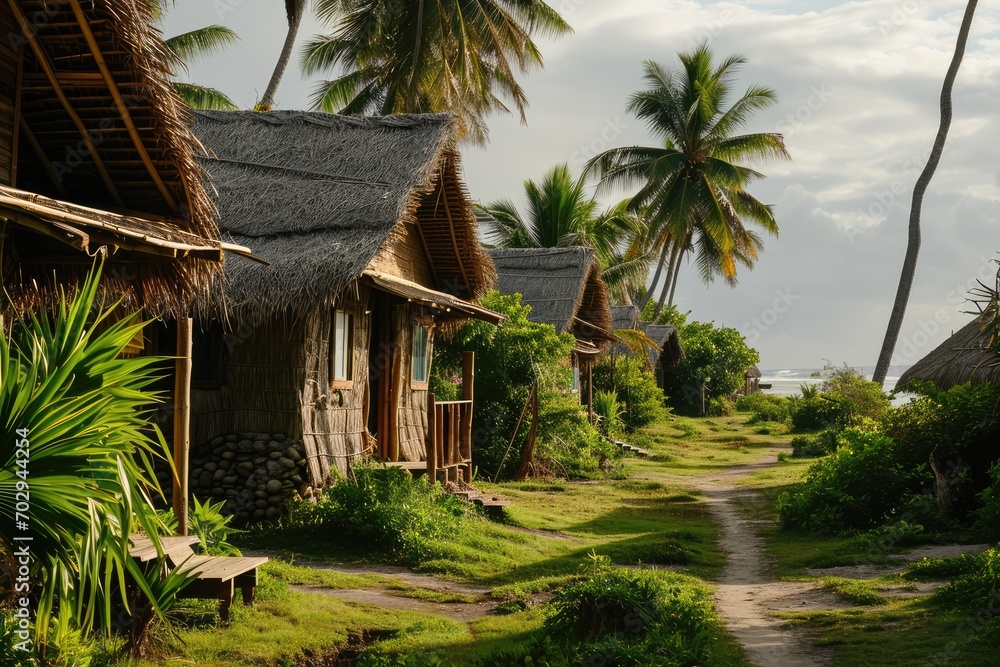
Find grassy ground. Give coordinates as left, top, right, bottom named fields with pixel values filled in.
left=113, top=412, right=995, bottom=666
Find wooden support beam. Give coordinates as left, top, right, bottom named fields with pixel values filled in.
left=67, top=0, right=179, bottom=214
left=6, top=0, right=123, bottom=206
left=425, top=393, right=437, bottom=483
left=11, top=44, right=22, bottom=187
left=173, top=317, right=193, bottom=536
left=462, top=351, right=474, bottom=402
left=439, top=187, right=471, bottom=294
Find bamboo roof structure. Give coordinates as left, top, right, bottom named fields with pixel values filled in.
left=191, top=111, right=497, bottom=316
left=1, top=0, right=224, bottom=316
left=897, top=314, right=1000, bottom=389
left=642, top=323, right=684, bottom=371
left=488, top=247, right=614, bottom=344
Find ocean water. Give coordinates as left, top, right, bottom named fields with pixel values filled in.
left=760, top=366, right=913, bottom=406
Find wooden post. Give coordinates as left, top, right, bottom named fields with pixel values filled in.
left=425, top=393, right=437, bottom=483
left=462, top=351, right=475, bottom=402
left=173, top=317, right=193, bottom=536
left=588, top=363, right=595, bottom=425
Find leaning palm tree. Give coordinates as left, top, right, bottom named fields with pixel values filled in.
left=872, top=0, right=979, bottom=386
left=481, top=164, right=650, bottom=302
left=586, top=45, right=790, bottom=318
left=149, top=1, right=240, bottom=110
left=257, top=0, right=309, bottom=111
left=302, top=0, right=572, bottom=144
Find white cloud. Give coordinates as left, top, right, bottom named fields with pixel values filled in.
left=165, top=0, right=1000, bottom=369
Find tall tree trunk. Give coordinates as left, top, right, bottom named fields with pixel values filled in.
left=653, top=242, right=683, bottom=320
left=873, top=0, right=978, bottom=385
left=257, top=2, right=304, bottom=111
left=407, top=0, right=426, bottom=106
left=666, top=242, right=685, bottom=309
left=638, top=235, right=672, bottom=313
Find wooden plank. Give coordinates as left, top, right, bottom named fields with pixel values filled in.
left=173, top=318, right=193, bottom=535
left=425, top=393, right=437, bottom=482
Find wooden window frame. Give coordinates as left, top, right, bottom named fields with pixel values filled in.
left=410, top=323, right=430, bottom=390
left=330, top=308, right=355, bottom=390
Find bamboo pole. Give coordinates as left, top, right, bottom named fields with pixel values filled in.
left=462, top=351, right=474, bottom=402
left=173, top=318, right=193, bottom=536
left=425, top=393, right=437, bottom=482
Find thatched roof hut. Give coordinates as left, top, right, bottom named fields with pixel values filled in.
left=611, top=305, right=640, bottom=332
left=643, top=324, right=684, bottom=372
left=747, top=364, right=762, bottom=379
left=193, top=111, right=495, bottom=317
left=897, top=315, right=1000, bottom=389
left=488, top=247, right=614, bottom=351
left=0, top=0, right=227, bottom=316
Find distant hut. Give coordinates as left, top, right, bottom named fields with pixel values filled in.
left=0, top=1, right=246, bottom=533
left=488, top=247, right=615, bottom=414
left=745, top=365, right=763, bottom=395
left=188, top=111, right=502, bottom=490
left=611, top=305, right=640, bottom=332
left=898, top=315, right=1000, bottom=389
left=642, top=324, right=685, bottom=388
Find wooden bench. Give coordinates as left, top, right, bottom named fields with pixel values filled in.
left=129, top=535, right=268, bottom=621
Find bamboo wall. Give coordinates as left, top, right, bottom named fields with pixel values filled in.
left=392, top=304, right=434, bottom=462
left=368, top=219, right=435, bottom=284
left=191, top=315, right=307, bottom=455
left=299, top=291, right=371, bottom=482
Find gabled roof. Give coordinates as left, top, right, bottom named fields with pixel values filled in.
left=642, top=323, right=684, bottom=371
left=611, top=305, right=640, bottom=331
left=898, top=314, right=1000, bottom=389
left=2, top=0, right=224, bottom=317
left=192, top=111, right=496, bottom=315
left=488, top=247, right=613, bottom=343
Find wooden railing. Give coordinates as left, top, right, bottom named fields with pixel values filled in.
left=425, top=394, right=473, bottom=484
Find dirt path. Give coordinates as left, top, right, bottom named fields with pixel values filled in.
left=292, top=585, right=497, bottom=622
left=687, top=451, right=834, bottom=667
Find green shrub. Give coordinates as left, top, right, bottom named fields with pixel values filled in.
left=778, top=429, right=932, bottom=533
left=819, top=365, right=891, bottom=427
left=706, top=396, right=735, bottom=417
left=283, top=464, right=469, bottom=564
left=189, top=497, right=242, bottom=556
left=736, top=393, right=790, bottom=423
left=659, top=320, right=759, bottom=415
left=431, top=292, right=609, bottom=480
left=975, top=463, right=1000, bottom=541
left=789, top=396, right=838, bottom=431
left=593, top=390, right=624, bottom=437
left=933, top=547, right=1000, bottom=610
left=592, top=356, right=668, bottom=431
left=539, top=555, right=720, bottom=666
left=790, top=429, right=838, bottom=458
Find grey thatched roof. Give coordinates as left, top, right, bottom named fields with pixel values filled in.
left=747, top=364, right=762, bottom=379
left=611, top=305, right=640, bottom=331
left=642, top=323, right=684, bottom=371
left=488, top=247, right=613, bottom=341
left=898, top=314, right=1000, bottom=389
left=192, top=111, right=494, bottom=314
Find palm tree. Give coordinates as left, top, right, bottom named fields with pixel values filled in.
left=586, top=45, right=790, bottom=319
left=481, top=163, right=650, bottom=302
left=872, top=0, right=979, bottom=386
left=149, top=1, right=240, bottom=110
left=257, top=0, right=309, bottom=111
left=302, top=0, right=572, bottom=144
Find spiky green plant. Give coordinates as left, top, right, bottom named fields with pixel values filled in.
left=0, top=262, right=173, bottom=650
left=593, top=391, right=625, bottom=438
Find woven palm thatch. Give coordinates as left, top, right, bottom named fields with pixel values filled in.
left=488, top=247, right=613, bottom=341
left=192, top=111, right=496, bottom=316
left=1, top=0, right=222, bottom=316
left=642, top=324, right=684, bottom=371
left=746, top=364, right=762, bottom=379
left=898, top=314, right=1000, bottom=389
left=611, top=305, right=640, bottom=332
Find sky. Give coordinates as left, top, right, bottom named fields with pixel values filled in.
left=162, top=0, right=1000, bottom=371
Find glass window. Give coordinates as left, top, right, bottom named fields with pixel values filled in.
left=412, top=324, right=429, bottom=384
left=331, top=310, right=353, bottom=382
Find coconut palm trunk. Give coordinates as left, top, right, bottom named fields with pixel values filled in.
left=653, top=242, right=684, bottom=318
left=638, top=235, right=673, bottom=312
left=872, top=0, right=978, bottom=386
left=257, top=0, right=307, bottom=111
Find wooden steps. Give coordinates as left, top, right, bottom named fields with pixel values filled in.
left=445, top=481, right=509, bottom=521
left=612, top=439, right=649, bottom=458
